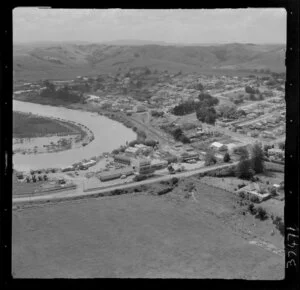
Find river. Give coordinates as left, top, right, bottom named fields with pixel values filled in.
left=13, top=100, right=136, bottom=171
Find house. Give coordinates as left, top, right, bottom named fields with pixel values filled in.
left=268, top=148, right=284, bottom=158
left=135, top=105, right=147, bottom=113
left=237, top=183, right=271, bottom=202
left=210, top=142, right=227, bottom=151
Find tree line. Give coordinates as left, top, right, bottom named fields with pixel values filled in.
left=41, top=81, right=83, bottom=103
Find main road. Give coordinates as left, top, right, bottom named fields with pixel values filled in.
left=13, top=162, right=238, bottom=205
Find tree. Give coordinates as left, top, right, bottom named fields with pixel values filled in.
left=43, top=80, right=55, bottom=92
left=255, top=207, right=268, bottom=220
left=137, top=130, right=147, bottom=141
left=235, top=159, right=254, bottom=180
left=129, top=140, right=140, bottom=147
left=195, top=82, right=204, bottom=91
left=179, top=135, right=191, bottom=144
left=249, top=94, right=256, bottom=101
left=112, top=149, right=119, bottom=155
left=278, top=141, right=285, bottom=150
left=258, top=94, right=264, bottom=100
left=223, top=152, right=231, bottom=163
left=196, top=103, right=217, bottom=125
left=245, top=86, right=255, bottom=94
left=218, top=104, right=237, bottom=118
left=251, top=143, right=265, bottom=174
left=172, top=100, right=198, bottom=116
left=173, top=128, right=184, bottom=141
left=205, top=150, right=217, bottom=166
left=234, top=147, right=249, bottom=161
left=144, top=140, right=157, bottom=147
left=198, top=93, right=219, bottom=106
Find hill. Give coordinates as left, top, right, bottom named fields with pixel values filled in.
left=13, top=43, right=285, bottom=81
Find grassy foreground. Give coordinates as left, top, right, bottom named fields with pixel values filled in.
left=12, top=179, right=284, bottom=279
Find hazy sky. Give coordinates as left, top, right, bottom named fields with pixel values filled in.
left=13, top=8, right=286, bottom=44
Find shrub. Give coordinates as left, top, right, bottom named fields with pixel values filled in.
left=223, top=152, right=231, bottom=163
left=237, top=183, right=246, bottom=189
left=112, top=189, right=124, bottom=196
left=238, top=191, right=246, bottom=199
left=255, top=207, right=268, bottom=220
left=277, top=222, right=285, bottom=236
left=269, top=186, right=277, bottom=196
left=250, top=195, right=260, bottom=203
left=157, top=187, right=173, bottom=196
left=171, top=177, right=179, bottom=186
left=205, top=150, right=217, bottom=166
left=248, top=203, right=257, bottom=215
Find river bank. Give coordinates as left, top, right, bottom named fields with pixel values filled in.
left=13, top=113, right=94, bottom=155
left=13, top=100, right=136, bottom=171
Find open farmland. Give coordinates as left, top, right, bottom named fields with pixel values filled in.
left=12, top=180, right=284, bottom=279
left=13, top=111, right=83, bottom=138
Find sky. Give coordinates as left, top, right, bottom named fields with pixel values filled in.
left=13, top=8, right=286, bottom=44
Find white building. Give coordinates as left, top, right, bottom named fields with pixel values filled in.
left=210, top=142, right=227, bottom=151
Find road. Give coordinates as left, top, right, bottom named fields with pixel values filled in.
left=13, top=162, right=238, bottom=205
left=227, top=113, right=274, bottom=127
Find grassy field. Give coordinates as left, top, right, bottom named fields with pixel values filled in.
left=12, top=179, right=284, bottom=279
left=13, top=174, right=45, bottom=196
left=13, top=111, right=83, bottom=138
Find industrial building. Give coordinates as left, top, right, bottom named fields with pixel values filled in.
left=113, top=154, right=132, bottom=165
left=150, top=159, right=168, bottom=170
left=98, top=167, right=134, bottom=182
left=131, top=159, right=155, bottom=175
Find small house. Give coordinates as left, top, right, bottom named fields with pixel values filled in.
left=237, top=183, right=271, bottom=203
left=210, top=142, right=227, bottom=152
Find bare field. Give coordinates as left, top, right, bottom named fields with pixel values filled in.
left=12, top=180, right=284, bottom=279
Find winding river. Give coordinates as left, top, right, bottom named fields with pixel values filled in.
left=13, top=100, right=136, bottom=171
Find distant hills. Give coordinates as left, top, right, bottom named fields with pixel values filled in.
left=13, top=42, right=285, bottom=81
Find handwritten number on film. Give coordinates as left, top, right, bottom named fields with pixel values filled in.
left=286, top=227, right=299, bottom=268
